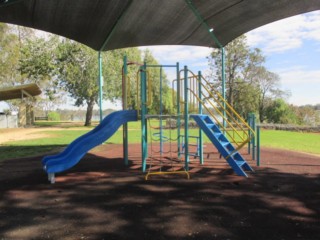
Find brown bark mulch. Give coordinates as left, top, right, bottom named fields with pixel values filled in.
left=0, top=144, right=319, bottom=240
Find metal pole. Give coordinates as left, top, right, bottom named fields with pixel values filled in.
left=176, top=62, right=181, bottom=158
left=141, top=63, right=148, bottom=172
left=198, top=71, right=203, bottom=164
left=160, top=67, right=163, bottom=154
left=252, top=114, right=256, bottom=160
left=98, top=51, right=103, bottom=122
left=257, top=126, right=260, bottom=166
left=123, top=56, right=129, bottom=165
left=184, top=66, right=189, bottom=170
left=221, top=47, right=227, bottom=130
left=248, top=113, right=251, bottom=154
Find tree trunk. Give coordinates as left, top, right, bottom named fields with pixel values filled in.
left=259, top=105, right=265, bottom=123
left=84, top=98, right=95, bottom=126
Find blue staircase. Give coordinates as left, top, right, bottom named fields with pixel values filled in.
left=190, top=114, right=254, bottom=177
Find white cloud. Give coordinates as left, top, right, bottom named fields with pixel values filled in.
left=273, top=67, right=320, bottom=105
left=139, top=45, right=211, bottom=66
left=277, top=68, right=320, bottom=85
left=246, top=10, right=320, bottom=54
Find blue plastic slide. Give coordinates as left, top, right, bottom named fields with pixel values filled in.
left=42, top=110, right=138, bottom=178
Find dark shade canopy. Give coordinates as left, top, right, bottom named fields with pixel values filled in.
left=0, top=83, right=42, bottom=100
left=0, top=0, right=320, bottom=51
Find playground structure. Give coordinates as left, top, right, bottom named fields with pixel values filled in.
left=42, top=55, right=259, bottom=183
left=122, top=57, right=256, bottom=180
left=1, top=0, right=315, bottom=183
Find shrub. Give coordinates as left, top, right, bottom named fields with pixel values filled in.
left=48, top=111, right=60, bottom=121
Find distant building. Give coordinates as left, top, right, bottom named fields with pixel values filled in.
left=0, top=113, right=18, bottom=128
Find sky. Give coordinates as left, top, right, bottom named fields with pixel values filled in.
left=1, top=10, right=319, bottom=112
left=139, top=10, right=320, bottom=107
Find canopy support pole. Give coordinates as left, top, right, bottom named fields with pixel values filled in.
left=98, top=51, right=103, bottom=122
left=185, top=0, right=227, bottom=128
left=97, top=0, right=133, bottom=122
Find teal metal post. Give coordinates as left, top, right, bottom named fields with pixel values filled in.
left=198, top=71, right=203, bottom=164
left=257, top=126, right=260, bottom=166
left=248, top=113, right=252, bottom=154
left=184, top=0, right=228, bottom=130
left=252, top=114, right=256, bottom=160
left=123, top=56, right=129, bottom=165
left=159, top=67, right=163, bottom=154
left=98, top=51, right=103, bottom=122
left=221, top=47, right=227, bottom=130
left=184, top=66, right=189, bottom=170
left=176, top=62, right=181, bottom=158
left=141, top=63, right=148, bottom=172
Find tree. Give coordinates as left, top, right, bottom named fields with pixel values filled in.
left=208, top=35, right=284, bottom=121
left=254, top=67, right=282, bottom=122
left=102, top=47, right=143, bottom=106
left=19, top=35, right=64, bottom=115
left=143, top=49, right=175, bottom=114
left=56, top=40, right=99, bottom=126
left=56, top=41, right=144, bottom=126
left=17, top=33, right=148, bottom=126
left=0, top=23, right=20, bottom=87
left=208, top=36, right=253, bottom=108
left=265, top=99, right=298, bottom=124
left=0, top=24, right=40, bottom=124
left=293, top=105, right=319, bottom=126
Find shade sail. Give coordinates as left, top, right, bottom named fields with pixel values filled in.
left=0, top=83, right=42, bottom=100
left=0, top=0, right=319, bottom=51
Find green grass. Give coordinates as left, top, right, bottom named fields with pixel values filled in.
left=1, top=121, right=319, bottom=160
left=260, top=130, right=320, bottom=155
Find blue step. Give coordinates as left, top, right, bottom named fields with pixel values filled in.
left=190, top=114, right=254, bottom=177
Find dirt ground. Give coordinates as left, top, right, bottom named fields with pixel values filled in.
left=0, top=143, right=320, bottom=240
left=0, top=125, right=93, bottom=144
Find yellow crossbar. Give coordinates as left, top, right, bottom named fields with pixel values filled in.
left=145, top=170, right=190, bottom=180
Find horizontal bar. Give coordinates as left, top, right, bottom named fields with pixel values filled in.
left=145, top=170, right=190, bottom=180
left=145, top=114, right=183, bottom=119
left=146, top=64, right=177, bottom=68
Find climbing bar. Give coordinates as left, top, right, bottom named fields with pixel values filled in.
left=145, top=170, right=190, bottom=180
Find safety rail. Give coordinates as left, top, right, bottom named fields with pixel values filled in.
left=126, top=69, right=153, bottom=112
left=179, top=70, right=255, bottom=150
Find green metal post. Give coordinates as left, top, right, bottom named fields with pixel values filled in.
left=141, top=63, right=148, bottom=172
left=198, top=71, right=203, bottom=164
left=123, top=56, right=129, bottom=165
left=98, top=51, right=103, bottom=122
left=221, top=47, right=227, bottom=130
left=252, top=114, right=256, bottom=160
left=184, top=66, right=189, bottom=170
left=257, top=126, right=260, bottom=166
left=184, top=0, right=228, bottom=132
left=248, top=113, right=252, bottom=154
left=176, top=62, right=181, bottom=158
left=159, top=67, right=163, bottom=154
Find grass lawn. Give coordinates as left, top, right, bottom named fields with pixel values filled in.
left=0, top=120, right=319, bottom=160
left=260, top=130, right=320, bottom=155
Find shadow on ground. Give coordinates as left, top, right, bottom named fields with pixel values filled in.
left=0, top=144, right=320, bottom=240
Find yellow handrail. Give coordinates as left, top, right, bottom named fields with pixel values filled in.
left=179, top=69, right=255, bottom=149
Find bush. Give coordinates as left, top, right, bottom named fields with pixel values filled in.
left=48, top=111, right=60, bottom=121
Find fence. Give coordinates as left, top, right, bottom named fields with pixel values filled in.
left=0, top=115, right=18, bottom=128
